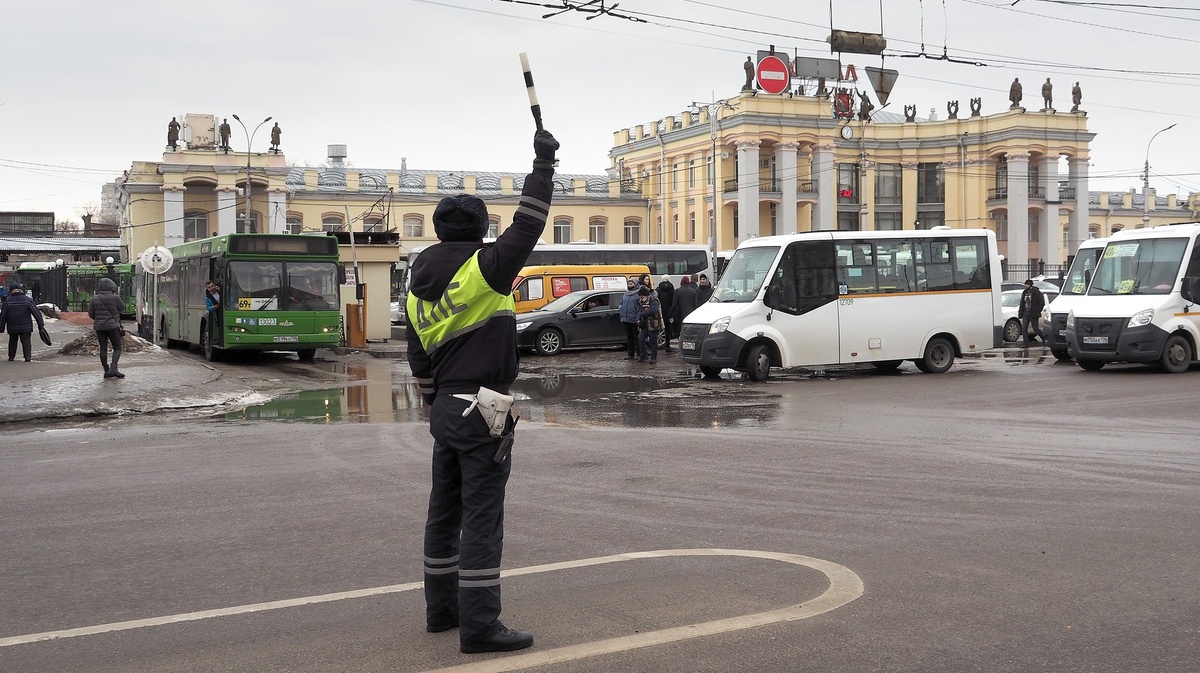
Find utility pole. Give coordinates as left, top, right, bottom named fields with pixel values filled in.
left=1143, top=124, right=1176, bottom=228
left=691, top=97, right=736, bottom=272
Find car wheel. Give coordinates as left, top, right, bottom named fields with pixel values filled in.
left=1051, top=348, right=1071, bottom=362
left=534, top=327, right=563, bottom=356
left=1003, top=319, right=1022, bottom=343
left=919, top=337, right=954, bottom=374
left=699, top=365, right=723, bottom=379
left=1159, top=333, right=1192, bottom=373
left=872, top=360, right=903, bottom=371
left=1077, top=358, right=1105, bottom=371
left=745, top=343, right=771, bottom=381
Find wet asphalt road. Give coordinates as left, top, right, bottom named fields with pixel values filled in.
left=2, top=348, right=1198, bottom=672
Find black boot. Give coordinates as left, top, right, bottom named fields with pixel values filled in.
left=460, top=624, right=533, bottom=654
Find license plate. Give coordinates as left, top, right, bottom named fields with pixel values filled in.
left=1058, top=329, right=1067, bottom=337
left=1082, top=336, right=1108, bottom=345
left=273, top=335, right=300, bottom=343
left=681, top=341, right=696, bottom=350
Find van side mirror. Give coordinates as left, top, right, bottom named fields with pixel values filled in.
left=1184, top=277, right=1200, bottom=302
left=513, top=290, right=522, bottom=302
left=337, top=264, right=347, bottom=285
left=762, top=284, right=772, bottom=308
left=1083, top=269, right=1092, bottom=288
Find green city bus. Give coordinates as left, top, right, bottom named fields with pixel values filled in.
left=136, top=233, right=343, bottom=361
left=67, top=264, right=137, bottom=315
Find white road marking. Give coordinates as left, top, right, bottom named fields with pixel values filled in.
left=0, top=548, right=863, bottom=667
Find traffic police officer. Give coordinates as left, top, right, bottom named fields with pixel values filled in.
left=406, top=128, right=559, bottom=654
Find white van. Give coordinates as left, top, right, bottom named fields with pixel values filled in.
left=1065, top=222, right=1200, bottom=372
left=679, top=228, right=1003, bottom=380
left=1043, top=236, right=1108, bottom=361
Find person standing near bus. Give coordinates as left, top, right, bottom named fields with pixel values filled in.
left=636, top=286, right=662, bottom=363
left=0, top=283, right=45, bottom=362
left=205, top=280, right=222, bottom=339
left=656, top=274, right=675, bottom=354
left=672, top=275, right=699, bottom=326
left=406, top=129, right=558, bottom=655
left=88, top=277, right=125, bottom=378
left=695, top=273, right=715, bottom=304
left=1018, top=278, right=1046, bottom=346
left=619, top=276, right=641, bottom=360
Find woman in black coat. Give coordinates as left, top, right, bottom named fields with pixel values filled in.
left=0, top=283, right=46, bottom=362
left=88, top=277, right=126, bottom=378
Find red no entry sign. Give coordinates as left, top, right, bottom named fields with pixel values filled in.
left=756, top=55, right=791, bottom=95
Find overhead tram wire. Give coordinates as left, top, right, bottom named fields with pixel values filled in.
left=963, top=0, right=1200, bottom=43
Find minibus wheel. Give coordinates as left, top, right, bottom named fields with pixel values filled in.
left=745, top=343, right=771, bottom=381
left=699, top=366, right=722, bottom=379
left=1077, top=358, right=1105, bottom=371
left=1051, top=348, right=1071, bottom=362
left=918, top=337, right=954, bottom=374
left=1159, top=333, right=1192, bottom=373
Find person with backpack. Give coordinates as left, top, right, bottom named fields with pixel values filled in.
left=0, top=283, right=45, bottom=362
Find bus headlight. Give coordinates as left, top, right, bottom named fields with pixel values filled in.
left=708, top=317, right=731, bottom=334
left=1127, top=309, right=1154, bottom=329
left=515, top=321, right=532, bottom=332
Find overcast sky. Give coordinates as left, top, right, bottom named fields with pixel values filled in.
left=3, top=0, right=1198, bottom=225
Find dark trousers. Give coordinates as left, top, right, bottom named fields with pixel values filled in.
left=7, top=332, right=31, bottom=361
left=1020, top=315, right=1045, bottom=344
left=661, top=319, right=673, bottom=351
left=638, top=328, right=660, bottom=360
left=424, top=394, right=512, bottom=641
left=623, top=322, right=639, bottom=356
left=97, top=328, right=122, bottom=371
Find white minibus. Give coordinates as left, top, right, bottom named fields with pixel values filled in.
left=1043, top=236, right=1108, bottom=361
left=1066, top=222, right=1200, bottom=373
left=679, top=228, right=1003, bottom=379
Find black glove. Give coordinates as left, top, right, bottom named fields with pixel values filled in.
left=533, top=129, right=559, bottom=170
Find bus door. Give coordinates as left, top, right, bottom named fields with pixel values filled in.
left=833, top=240, right=920, bottom=363
left=766, top=239, right=840, bottom=367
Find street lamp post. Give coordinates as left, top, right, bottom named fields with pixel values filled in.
left=231, top=114, right=273, bottom=233
left=1142, top=123, right=1176, bottom=228
left=692, top=97, right=736, bottom=272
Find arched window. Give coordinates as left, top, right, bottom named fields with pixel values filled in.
left=321, top=214, right=344, bottom=232
left=623, top=218, right=641, bottom=244
left=689, top=212, right=697, bottom=240
left=589, top=217, right=607, bottom=244
left=404, top=215, right=424, bottom=237
left=286, top=212, right=303, bottom=234
left=184, top=211, right=208, bottom=241
left=363, top=216, right=385, bottom=232
left=553, top=218, right=572, bottom=244
left=488, top=216, right=501, bottom=239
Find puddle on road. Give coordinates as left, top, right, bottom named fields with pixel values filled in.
left=220, top=360, right=781, bottom=428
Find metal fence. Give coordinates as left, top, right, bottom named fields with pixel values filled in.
left=1002, top=262, right=1065, bottom=282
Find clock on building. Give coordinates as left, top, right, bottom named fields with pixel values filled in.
left=840, top=125, right=854, bottom=140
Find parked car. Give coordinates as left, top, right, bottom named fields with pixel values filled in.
left=1001, top=288, right=1059, bottom=342
left=390, top=297, right=404, bottom=325
left=516, top=288, right=664, bottom=356
left=1001, top=279, right=1060, bottom=293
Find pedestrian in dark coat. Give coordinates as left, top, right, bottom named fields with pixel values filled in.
left=656, top=274, right=675, bottom=352
left=1018, top=279, right=1046, bottom=346
left=88, top=277, right=126, bottom=378
left=695, top=273, right=715, bottom=304
left=619, top=277, right=641, bottom=359
left=0, top=283, right=45, bottom=362
left=671, top=275, right=699, bottom=326
left=636, top=286, right=662, bottom=363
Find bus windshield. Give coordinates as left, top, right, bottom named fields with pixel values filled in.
left=714, top=246, right=779, bottom=302
left=228, top=261, right=339, bottom=311
left=1089, top=238, right=1187, bottom=296
left=1060, top=246, right=1103, bottom=296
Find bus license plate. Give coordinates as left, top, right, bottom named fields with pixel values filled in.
left=274, top=335, right=300, bottom=343
left=1082, top=336, right=1108, bottom=345
left=681, top=341, right=696, bottom=351
left=1058, top=329, right=1067, bottom=337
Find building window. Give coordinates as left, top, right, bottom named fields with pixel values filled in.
left=589, top=217, right=606, bottom=244
left=707, top=154, right=714, bottom=186
left=689, top=212, right=697, bottom=240
left=1029, top=213, right=1040, bottom=242
left=916, top=211, right=945, bottom=229
left=403, top=216, right=423, bottom=237
left=875, top=164, right=902, bottom=205
left=672, top=163, right=679, bottom=192
left=875, top=212, right=902, bottom=231
left=995, top=213, right=1008, bottom=240
left=285, top=213, right=302, bottom=234
left=239, top=211, right=261, bottom=234
left=184, top=211, right=208, bottom=240
left=488, top=216, right=501, bottom=239
left=689, top=160, right=696, bottom=189
left=624, top=218, right=641, bottom=244
left=553, top=218, right=572, bottom=244
left=363, top=216, right=384, bottom=232
left=837, top=211, right=859, bottom=231
left=733, top=209, right=739, bottom=238
left=672, top=214, right=679, bottom=241
left=837, top=163, right=860, bottom=204
left=769, top=203, right=777, bottom=236
left=917, top=163, right=945, bottom=204
left=995, top=155, right=1008, bottom=190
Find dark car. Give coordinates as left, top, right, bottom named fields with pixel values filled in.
left=516, top=289, right=634, bottom=355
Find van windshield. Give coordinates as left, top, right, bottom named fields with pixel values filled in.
left=1088, top=238, right=1187, bottom=296
left=714, top=246, right=779, bottom=302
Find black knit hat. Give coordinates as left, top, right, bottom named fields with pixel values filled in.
left=638, top=286, right=650, bottom=296
left=433, top=194, right=489, bottom=242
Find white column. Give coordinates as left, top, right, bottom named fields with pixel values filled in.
left=1040, top=156, right=1061, bottom=265
left=217, top=188, right=237, bottom=236
left=777, top=142, right=799, bottom=234
left=162, top=186, right=185, bottom=247
left=268, top=189, right=287, bottom=234
left=1068, top=156, right=1089, bottom=255
left=812, top=143, right=835, bottom=231
left=736, top=140, right=760, bottom=244
left=1006, top=153, right=1030, bottom=267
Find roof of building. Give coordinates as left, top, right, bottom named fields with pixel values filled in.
left=0, top=237, right=121, bottom=253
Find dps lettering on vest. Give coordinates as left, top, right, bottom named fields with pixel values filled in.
left=407, top=251, right=516, bottom=356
